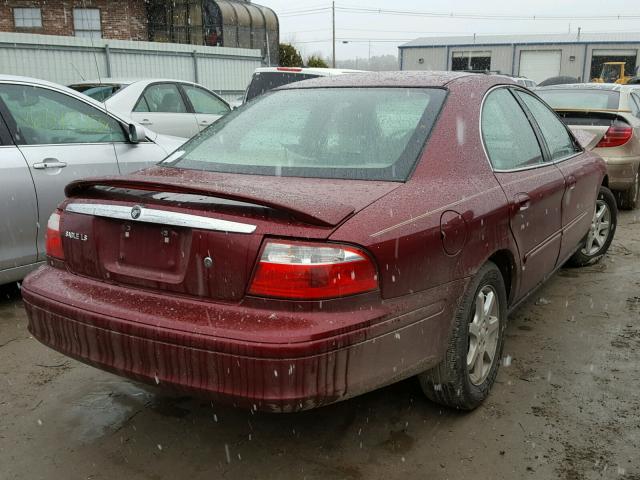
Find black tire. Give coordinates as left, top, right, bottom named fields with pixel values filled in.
left=615, top=171, right=639, bottom=210
left=569, top=186, right=617, bottom=267
left=419, top=262, right=507, bottom=411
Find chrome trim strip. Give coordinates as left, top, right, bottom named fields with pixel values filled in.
left=65, top=203, right=257, bottom=234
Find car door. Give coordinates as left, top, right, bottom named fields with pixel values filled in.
left=513, top=89, right=601, bottom=263
left=482, top=87, right=566, bottom=299
left=0, top=114, right=38, bottom=275
left=180, top=83, right=231, bottom=131
left=130, top=83, right=198, bottom=138
left=0, top=83, right=123, bottom=261
left=113, top=137, right=173, bottom=174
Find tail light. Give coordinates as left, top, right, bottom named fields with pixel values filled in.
left=248, top=241, right=378, bottom=300
left=45, top=211, right=65, bottom=260
left=596, top=124, right=633, bottom=148
left=276, top=67, right=303, bottom=72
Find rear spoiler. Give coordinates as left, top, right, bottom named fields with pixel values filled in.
left=569, top=128, right=600, bottom=151
left=65, top=176, right=355, bottom=227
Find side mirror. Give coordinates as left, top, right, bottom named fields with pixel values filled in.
left=128, top=123, right=147, bottom=144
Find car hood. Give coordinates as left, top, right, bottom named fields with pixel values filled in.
left=64, top=166, right=402, bottom=227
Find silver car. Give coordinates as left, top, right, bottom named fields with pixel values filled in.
left=69, top=78, right=232, bottom=139
left=537, top=83, right=640, bottom=209
left=0, top=75, right=185, bottom=284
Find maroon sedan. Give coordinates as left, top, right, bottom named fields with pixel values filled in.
left=22, top=72, right=616, bottom=412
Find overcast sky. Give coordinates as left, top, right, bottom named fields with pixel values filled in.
left=257, top=0, right=640, bottom=60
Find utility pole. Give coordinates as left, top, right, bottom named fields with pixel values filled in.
left=332, top=1, right=336, bottom=68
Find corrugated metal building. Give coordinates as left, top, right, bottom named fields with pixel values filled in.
left=0, top=32, right=262, bottom=102
left=399, top=32, right=640, bottom=83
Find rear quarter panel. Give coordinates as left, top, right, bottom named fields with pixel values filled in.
left=331, top=76, right=518, bottom=302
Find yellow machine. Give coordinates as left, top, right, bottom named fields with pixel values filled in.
left=592, top=62, right=638, bottom=84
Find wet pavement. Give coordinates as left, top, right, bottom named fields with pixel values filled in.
left=1, top=211, right=639, bottom=480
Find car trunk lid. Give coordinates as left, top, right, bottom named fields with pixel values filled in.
left=555, top=109, right=631, bottom=149
left=60, top=168, right=400, bottom=302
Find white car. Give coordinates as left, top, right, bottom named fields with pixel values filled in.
left=244, top=67, right=366, bottom=102
left=0, top=74, right=184, bottom=284
left=70, top=79, right=232, bottom=139
left=512, top=76, right=537, bottom=88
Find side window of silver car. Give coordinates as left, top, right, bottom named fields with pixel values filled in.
left=0, top=84, right=127, bottom=145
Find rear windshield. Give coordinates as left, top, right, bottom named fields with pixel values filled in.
left=69, top=84, right=124, bottom=102
left=245, top=72, right=321, bottom=101
left=164, top=87, right=446, bottom=182
left=537, top=89, right=620, bottom=110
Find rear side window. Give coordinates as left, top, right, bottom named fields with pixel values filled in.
left=70, top=84, right=123, bottom=102
left=629, top=93, right=640, bottom=118
left=134, top=83, right=187, bottom=113
left=182, top=85, right=230, bottom=115
left=245, top=72, right=320, bottom=102
left=514, top=90, right=579, bottom=161
left=537, top=89, right=620, bottom=110
left=482, top=88, right=543, bottom=170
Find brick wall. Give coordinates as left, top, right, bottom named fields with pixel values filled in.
left=0, top=1, right=149, bottom=41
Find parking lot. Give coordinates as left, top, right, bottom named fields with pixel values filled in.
left=0, top=209, right=637, bottom=480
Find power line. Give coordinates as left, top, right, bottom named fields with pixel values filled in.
left=280, top=7, right=331, bottom=18
left=335, top=6, right=640, bottom=21
left=279, top=3, right=640, bottom=21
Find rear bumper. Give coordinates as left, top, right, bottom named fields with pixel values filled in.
left=601, top=156, right=639, bottom=191
left=22, top=266, right=464, bottom=412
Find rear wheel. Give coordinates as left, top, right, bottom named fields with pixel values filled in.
left=569, top=186, right=617, bottom=267
left=616, top=171, right=639, bottom=210
left=419, top=262, right=507, bottom=410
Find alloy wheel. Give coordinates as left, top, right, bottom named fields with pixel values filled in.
left=582, top=199, right=612, bottom=256
left=467, top=286, right=500, bottom=386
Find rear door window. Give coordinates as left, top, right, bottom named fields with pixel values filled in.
left=482, top=88, right=544, bottom=170
left=182, top=85, right=230, bottom=115
left=514, top=90, right=580, bottom=161
left=134, top=83, right=188, bottom=113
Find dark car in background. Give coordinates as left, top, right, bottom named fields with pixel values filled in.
left=243, top=66, right=365, bottom=103
left=22, top=72, right=615, bottom=413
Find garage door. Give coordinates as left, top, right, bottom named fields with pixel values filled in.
left=519, top=50, right=562, bottom=84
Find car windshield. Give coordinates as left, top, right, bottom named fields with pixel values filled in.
left=244, top=72, right=321, bottom=101
left=537, top=89, right=620, bottom=110
left=69, top=84, right=124, bottom=102
left=166, top=87, right=446, bottom=181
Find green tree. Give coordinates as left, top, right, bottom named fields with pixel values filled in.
left=306, top=55, right=328, bottom=68
left=278, top=44, right=303, bottom=67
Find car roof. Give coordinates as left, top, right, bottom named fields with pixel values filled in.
left=70, top=78, right=199, bottom=87
left=0, top=74, right=145, bottom=129
left=277, top=70, right=485, bottom=89
left=0, top=74, right=116, bottom=107
left=253, top=67, right=367, bottom=76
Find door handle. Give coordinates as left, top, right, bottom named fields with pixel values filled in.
left=567, top=175, right=577, bottom=190
left=513, top=193, right=531, bottom=213
left=32, top=158, right=67, bottom=170
left=199, top=120, right=209, bottom=126
left=139, top=119, right=153, bottom=126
